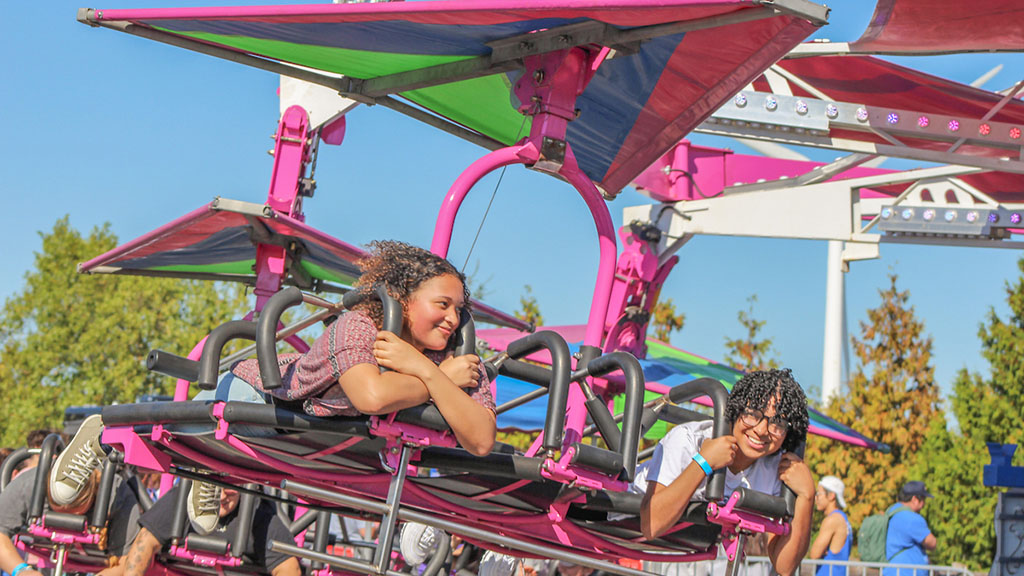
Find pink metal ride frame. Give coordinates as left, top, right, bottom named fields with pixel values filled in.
left=430, top=47, right=617, bottom=449
left=150, top=105, right=316, bottom=495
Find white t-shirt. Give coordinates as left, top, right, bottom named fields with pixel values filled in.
left=632, top=420, right=783, bottom=501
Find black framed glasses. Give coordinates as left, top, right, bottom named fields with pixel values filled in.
left=739, top=408, right=789, bottom=438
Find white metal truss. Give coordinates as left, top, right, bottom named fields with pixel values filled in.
left=696, top=90, right=1024, bottom=174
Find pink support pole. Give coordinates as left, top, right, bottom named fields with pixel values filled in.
left=430, top=143, right=539, bottom=257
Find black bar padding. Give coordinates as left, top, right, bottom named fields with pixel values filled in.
left=569, top=443, right=623, bottom=477
left=186, top=534, right=231, bottom=555
left=505, top=331, right=571, bottom=452
left=257, top=287, right=305, bottom=390
left=585, top=352, right=644, bottom=482
left=219, top=402, right=372, bottom=436
left=1, top=447, right=30, bottom=492
left=393, top=405, right=450, bottom=432
left=232, top=487, right=257, bottom=558
left=583, top=489, right=643, bottom=515
left=498, top=359, right=553, bottom=387
left=42, top=511, right=87, bottom=532
left=733, top=487, right=789, bottom=520
left=584, top=396, right=621, bottom=453
left=418, top=447, right=544, bottom=481
left=582, top=493, right=710, bottom=524
left=90, top=458, right=117, bottom=530
left=342, top=284, right=403, bottom=334
left=102, top=402, right=215, bottom=427
left=147, top=349, right=200, bottom=382
left=782, top=442, right=805, bottom=518
left=171, top=480, right=191, bottom=543
left=31, top=434, right=64, bottom=520
left=658, top=404, right=712, bottom=426
left=666, top=378, right=730, bottom=502
left=455, top=311, right=475, bottom=357
left=198, top=320, right=258, bottom=390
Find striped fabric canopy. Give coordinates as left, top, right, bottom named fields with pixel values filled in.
left=81, top=0, right=824, bottom=194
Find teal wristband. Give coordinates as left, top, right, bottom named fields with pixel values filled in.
left=11, top=563, right=30, bottom=576
left=692, top=453, right=713, bottom=476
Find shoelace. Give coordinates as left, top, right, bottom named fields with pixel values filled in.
left=62, top=443, right=102, bottom=488
left=196, top=484, right=222, bottom=514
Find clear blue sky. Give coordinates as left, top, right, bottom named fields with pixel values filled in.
left=3, top=1, right=1023, bottom=414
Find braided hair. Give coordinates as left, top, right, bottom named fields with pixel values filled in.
left=352, top=240, right=470, bottom=346
left=724, top=368, right=808, bottom=453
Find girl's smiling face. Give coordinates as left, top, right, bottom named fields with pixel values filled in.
left=732, top=396, right=789, bottom=460
left=401, top=274, right=465, bottom=351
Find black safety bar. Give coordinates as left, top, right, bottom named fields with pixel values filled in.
left=576, top=352, right=645, bottom=482
left=732, top=487, right=789, bottom=520
left=197, top=320, right=258, bottom=390
left=503, top=331, right=572, bottom=452
left=232, top=485, right=258, bottom=558
left=89, top=457, right=118, bottom=531
left=147, top=349, right=200, bottom=382
left=0, top=447, right=31, bottom=492
left=170, top=479, right=192, bottom=544
left=783, top=442, right=805, bottom=518
left=665, top=377, right=729, bottom=502
left=30, top=434, right=66, bottom=520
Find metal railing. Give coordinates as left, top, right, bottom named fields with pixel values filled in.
left=643, top=557, right=973, bottom=576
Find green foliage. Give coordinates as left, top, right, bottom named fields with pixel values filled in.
left=650, top=297, right=685, bottom=341
left=806, top=274, right=943, bottom=547
left=515, top=284, right=543, bottom=328
left=0, top=217, right=248, bottom=446
left=723, top=294, right=779, bottom=371
left=909, top=258, right=1024, bottom=569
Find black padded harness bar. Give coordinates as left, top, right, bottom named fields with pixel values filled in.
left=504, top=331, right=571, bottom=452
left=198, top=321, right=258, bottom=390
left=666, top=377, right=729, bottom=502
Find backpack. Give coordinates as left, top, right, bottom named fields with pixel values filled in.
left=857, top=505, right=909, bottom=562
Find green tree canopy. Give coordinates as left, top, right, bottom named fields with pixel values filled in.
left=909, top=258, right=1024, bottom=569
left=807, top=274, right=943, bottom=535
left=515, top=284, right=543, bottom=328
left=723, top=294, right=779, bottom=372
left=0, top=217, right=248, bottom=446
left=651, top=297, right=685, bottom=342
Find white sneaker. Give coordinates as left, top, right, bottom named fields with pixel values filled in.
left=187, top=481, right=222, bottom=535
left=478, top=551, right=519, bottom=576
left=399, top=522, right=440, bottom=565
left=49, top=414, right=106, bottom=507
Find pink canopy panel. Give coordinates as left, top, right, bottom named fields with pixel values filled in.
left=850, top=0, right=1024, bottom=55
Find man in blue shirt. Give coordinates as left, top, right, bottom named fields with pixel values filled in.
left=882, top=481, right=937, bottom=576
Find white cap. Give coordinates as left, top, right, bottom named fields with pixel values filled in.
left=819, top=476, right=846, bottom=509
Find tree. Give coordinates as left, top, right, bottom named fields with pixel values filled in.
left=650, top=298, right=685, bottom=341
left=515, top=284, right=543, bottom=327
left=0, top=218, right=248, bottom=446
left=910, top=258, right=1024, bottom=569
left=723, top=295, right=779, bottom=371
left=806, top=274, right=943, bottom=536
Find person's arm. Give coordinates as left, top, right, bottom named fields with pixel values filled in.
left=373, top=332, right=495, bottom=455
left=922, top=533, right=937, bottom=551
left=641, top=435, right=738, bottom=540
left=766, top=454, right=815, bottom=576
left=122, top=528, right=162, bottom=576
left=0, top=533, right=43, bottom=576
left=808, top=513, right=839, bottom=559
left=337, top=362, right=432, bottom=414
left=271, top=557, right=302, bottom=576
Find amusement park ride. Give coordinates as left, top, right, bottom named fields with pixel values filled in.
left=7, top=1, right=1024, bottom=576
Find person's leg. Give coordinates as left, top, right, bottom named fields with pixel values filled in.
left=50, top=414, right=107, bottom=508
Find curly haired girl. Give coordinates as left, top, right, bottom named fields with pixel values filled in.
left=230, top=240, right=496, bottom=456
left=637, top=368, right=813, bottom=575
